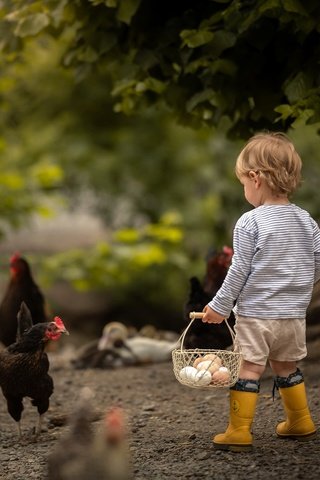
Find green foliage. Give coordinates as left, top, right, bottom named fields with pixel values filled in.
left=0, top=29, right=243, bottom=246
left=2, top=0, right=320, bottom=136
left=40, top=214, right=192, bottom=315
left=0, top=149, right=64, bottom=235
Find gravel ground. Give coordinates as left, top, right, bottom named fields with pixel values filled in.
left=0, top=344, right=319, bottom=480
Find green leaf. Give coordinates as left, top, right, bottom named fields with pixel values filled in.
left=131, top=244, right=167, bottom=266
left=31, top=163, right=64, bottom=188
left=14, top=13, right=50, bottom=38
left=184, top=57, right=211, bottom=74
left=145, top=225, right=183, bottom=243
left=90, top=0, right=118, bottom=6
left=209, top=58, right=237, bottom=76
left=97, top=242, right=112, bottom=256
left=282, top=0, right=308, bottom=16
left=136, top=77, right=167, bottom=94
left=259, top=0, right=281, bottom=13
left=238, top=0, right=280, bottom=33
left=274, top=104, right=294, bottom=120
left=283, top=72, right=310, bottom=103
left=0, top=172, right=24, bottom=190
left=77, top=46, right=99, bottom=63
left=35, top=204, right=56, bottom=218
left=117, top=0, right=141, bottom=24
left=111, top=78, right=136, bottom=96
left=186, top=89, right=226, bottom=113
left=114, top=228, right=141, bottom=243
left=208, top=30, right=236, bottom=55
left=291, top=108, right=314, bottom=128
left=180, top=29, right=214, bottom=48
left=51, top=1, right=76, bottom=27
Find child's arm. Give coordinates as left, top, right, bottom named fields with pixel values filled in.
left=207, top=220, right=255, bottom=318
left=312, top=218, right=320, bottom=284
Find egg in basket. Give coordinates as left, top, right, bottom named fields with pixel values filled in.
left=172, top=312, right=242, bottom=388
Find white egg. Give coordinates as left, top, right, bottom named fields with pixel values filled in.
left=194, top=370, right=212, bottom=386
left=219, top=367, right=229, bottom=373
left=179, top=366, right=198, bottom=382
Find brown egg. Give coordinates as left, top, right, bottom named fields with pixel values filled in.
left=202, top=353, right=219, bottom=362
left=209, top=356, right=222, bottom=368
left=211, top=367, right=230, bottom=384
left=193, top=356, right=205, bottom=368
left=208, top=361, right=221, bottom=374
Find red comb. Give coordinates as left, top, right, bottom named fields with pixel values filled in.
left=223, top=246, right=233, bottom=256
left=107, top=407, right=123, bottom=425
left=10, top=252, right=21, bottom=263
left=105, top=407, right=125, bottom=443
left=54, top=316, right=65, bottom=329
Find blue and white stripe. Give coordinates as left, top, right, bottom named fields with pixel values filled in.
left=209, top=204, right=320, bottom=319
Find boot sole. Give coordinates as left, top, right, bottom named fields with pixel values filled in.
left=213, top=442, right=253, bottom=452
left=276, top=431, right=317, bottom=442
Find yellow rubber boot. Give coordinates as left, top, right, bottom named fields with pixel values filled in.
left=213, top=388, right=259, bottom=452
left=277, top=382, right=317, bottom=441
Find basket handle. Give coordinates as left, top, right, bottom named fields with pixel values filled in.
left=178, top=311, right=239, bottom=352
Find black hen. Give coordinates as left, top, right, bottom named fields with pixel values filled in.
left=183, top=247, right=235, bottom=350
left=0, top=302, right=69, bottom=439
left=0, top=253, right=49, bottom=346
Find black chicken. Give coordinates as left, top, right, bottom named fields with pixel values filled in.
left=0, top=253, right=49, bottom=346
left=183, top=246, right=235, bottom=350
left=0, top=302, right=69, bottom=439
left=203, top=246, right=234, bottom=296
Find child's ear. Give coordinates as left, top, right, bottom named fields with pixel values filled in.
left=249, top=170, right=261, bottom=187
left=248, top=170, right=258, bottom=180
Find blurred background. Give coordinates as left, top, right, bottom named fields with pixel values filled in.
left=1, top=2, right=320, bottom=344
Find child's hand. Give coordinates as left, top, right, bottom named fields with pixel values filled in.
left=202, top=305, right=225, bottom=324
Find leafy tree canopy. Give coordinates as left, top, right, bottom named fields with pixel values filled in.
left=1, top=0, right=320, bottom=137
left=0, top=25, right=244, bottom=241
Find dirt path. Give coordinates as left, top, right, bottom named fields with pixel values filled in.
left=0, top=351, right=319, bottom=479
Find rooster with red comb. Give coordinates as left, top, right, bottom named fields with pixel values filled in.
left=0, top=302, right=69, bottom=440
left=0, top=252, right=49, bottom=346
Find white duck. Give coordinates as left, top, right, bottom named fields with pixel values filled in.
left=97, top=322, right=180, bottom=366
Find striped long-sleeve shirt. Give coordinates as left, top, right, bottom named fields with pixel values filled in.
left=209, top=204, right=320, bottom=320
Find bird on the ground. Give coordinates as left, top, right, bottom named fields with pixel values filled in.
left=48, top=388, right=130, bottom=480
left=139, top=324, right=179, bottom=342
left=97, top=322, right=179, bottom=366
left=183, top=246, right=235, bottom=349
left=0, top=302, right=69, bottom=439
left=47, top=387, right=95, bottom=479
left=72, top=321, right=179, bottom=369
left=0, top=253, right=49, bottom=346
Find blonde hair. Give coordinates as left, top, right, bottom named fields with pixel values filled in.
left=235, top=132, right=302, bottom=195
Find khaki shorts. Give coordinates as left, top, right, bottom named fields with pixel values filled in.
left=234, top=315, right=307, bottom=366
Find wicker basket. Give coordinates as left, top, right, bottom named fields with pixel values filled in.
left=172, top=312, right=242, bottom=389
